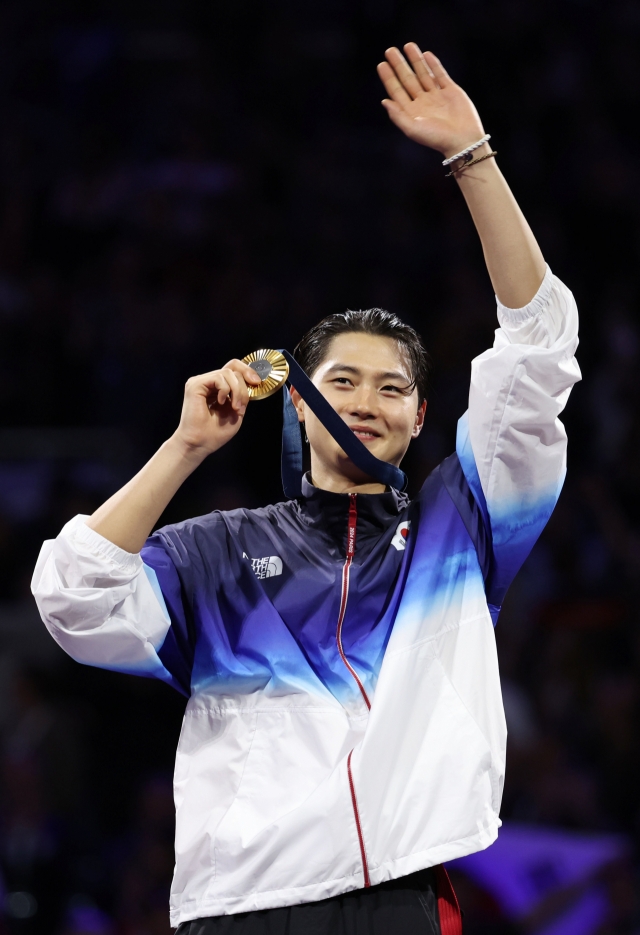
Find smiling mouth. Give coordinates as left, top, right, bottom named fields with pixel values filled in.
left=350, top=427, right=381, bottom=441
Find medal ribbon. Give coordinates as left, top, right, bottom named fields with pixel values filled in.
left=280, top=350, right=407, bottom=498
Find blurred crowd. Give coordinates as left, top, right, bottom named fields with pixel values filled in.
left=1, top=0, right=640, bottom=931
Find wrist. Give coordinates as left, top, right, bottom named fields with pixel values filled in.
left=441, top=134, right=489, bottom=162
left=450, top=142, right=497, bottom=182
left=165, top=432, right=212, bottom=469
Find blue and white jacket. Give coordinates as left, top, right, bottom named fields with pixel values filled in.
left=32, top=268, right=580, bottom=925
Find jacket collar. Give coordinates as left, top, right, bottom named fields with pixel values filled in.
left=296, top=473, right=408, bottom=551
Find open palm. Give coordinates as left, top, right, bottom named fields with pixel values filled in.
left=377, top=44, right=485, bottom=160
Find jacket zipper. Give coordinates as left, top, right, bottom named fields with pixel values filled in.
left=338, top=493, right=371, bottom=887
left=336, top=493, right=371, bottom=709
left=347, top=749, right=370, bottom=888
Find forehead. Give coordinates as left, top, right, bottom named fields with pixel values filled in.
left=318, top=332, right=411, bottom=374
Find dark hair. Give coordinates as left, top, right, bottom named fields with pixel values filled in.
left=294, top=308, right=430, bottom=402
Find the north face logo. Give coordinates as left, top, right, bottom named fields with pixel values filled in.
left=391, top=521, right=411, bottom=551
left=244, top=553, right=283, bottom=579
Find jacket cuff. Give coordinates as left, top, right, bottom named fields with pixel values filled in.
left=496, top=265, right=554, bottom=325
left=63, top=514, right=142, bottom=574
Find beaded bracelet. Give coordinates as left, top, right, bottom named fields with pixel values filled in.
left=442, top=134, right=491, bottom=167
left=445, top=150, right=498, bottom=178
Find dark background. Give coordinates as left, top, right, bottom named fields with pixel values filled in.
left=1, top=0, right=639, bottom=932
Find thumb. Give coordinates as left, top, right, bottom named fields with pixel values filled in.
left=381, top=99, right=413, bottom=132
left=381, top=98, right=402, bottom=115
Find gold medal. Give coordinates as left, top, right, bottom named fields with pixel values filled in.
left=242, top=349, right=289, bottom=400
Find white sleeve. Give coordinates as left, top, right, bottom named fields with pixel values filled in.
left=31, top=515, right=178, bottom=685
left=456, top=266, right=581, bottom=601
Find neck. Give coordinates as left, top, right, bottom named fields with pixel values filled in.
left=309, top=459, right=386, bottom=495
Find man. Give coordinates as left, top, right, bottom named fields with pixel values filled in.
left=32, top=44, right=580, bottom=934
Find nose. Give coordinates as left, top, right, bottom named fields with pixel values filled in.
left=349, top=383, right=378, bottom=419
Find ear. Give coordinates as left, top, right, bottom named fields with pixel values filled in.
left=289, top=386, right=305, bottom=423
left=411, top=400, right=427, bottom=439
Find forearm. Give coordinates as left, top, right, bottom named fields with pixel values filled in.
left=86, top=434, right=206, bottom=553
left=451, top=143, right=546, bottom=308
left=376, top=45, right=546, bottom=308
left=85, top=358, right=259, bottom=552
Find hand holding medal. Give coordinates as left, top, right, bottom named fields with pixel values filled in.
left=173, top=357, right=266, bottom=459
left=175, top=352, right=286, bottom=461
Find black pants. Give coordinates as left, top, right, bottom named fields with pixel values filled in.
left=176, top=868, right=442, bottom=935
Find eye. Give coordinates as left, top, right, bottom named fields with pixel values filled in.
left=381, top=382, right=413, bottom=396
left=333, top=377, right=353, bottom=386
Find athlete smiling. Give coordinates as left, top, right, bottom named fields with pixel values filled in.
left=292, top=329, right=426, bottom=494
left=32, top=44, right=580, bottom=935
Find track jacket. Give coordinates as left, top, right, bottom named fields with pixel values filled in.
left=32, top=267, right=580, bottom=925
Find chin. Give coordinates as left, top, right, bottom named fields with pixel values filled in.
left=363, top=439, right=394, bottom=458
left=347, top=442, right=394, bottom=464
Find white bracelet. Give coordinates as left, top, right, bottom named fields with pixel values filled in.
left=442, top=134, right=491, bottom=167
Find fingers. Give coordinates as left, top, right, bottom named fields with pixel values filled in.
left=377, top=45, right=452, bottom=105
left=377, top=61, right=413, bottom=108
left=216, top=360, right=259, bottom=412
left=185, top=372, right=237, bottom=410
left=423, top=50, right=452, bottom=87
left=186, top=360, right=261, bottom=415
left=383, top=47, right=425, bottom=100
left=217, top=369, right=244, bottom=409
left=403, top=43, right=439, bottom=91
left=223, top=359, right=263, bottom=387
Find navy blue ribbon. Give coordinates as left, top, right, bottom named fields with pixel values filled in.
left=280, top=350, right=407, bottom=498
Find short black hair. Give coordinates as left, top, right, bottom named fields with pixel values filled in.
left=294, top=308, right=430, bottom=402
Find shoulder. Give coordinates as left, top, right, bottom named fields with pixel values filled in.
left=148, top=499, right=299, bottom=551
left=141, top=499, right=301, bottom=586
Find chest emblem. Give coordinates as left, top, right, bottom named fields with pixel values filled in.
left=244, top=553, right=283, bottom=579
left=391, top=521, right=411, bottom=552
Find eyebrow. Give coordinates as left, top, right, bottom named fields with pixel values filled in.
left=323, top=363, right=411, bottom=383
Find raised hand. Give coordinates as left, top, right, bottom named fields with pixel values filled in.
left=377, top=44, right=485, bottom=160
left=174, top=360, right=262, bottom=456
